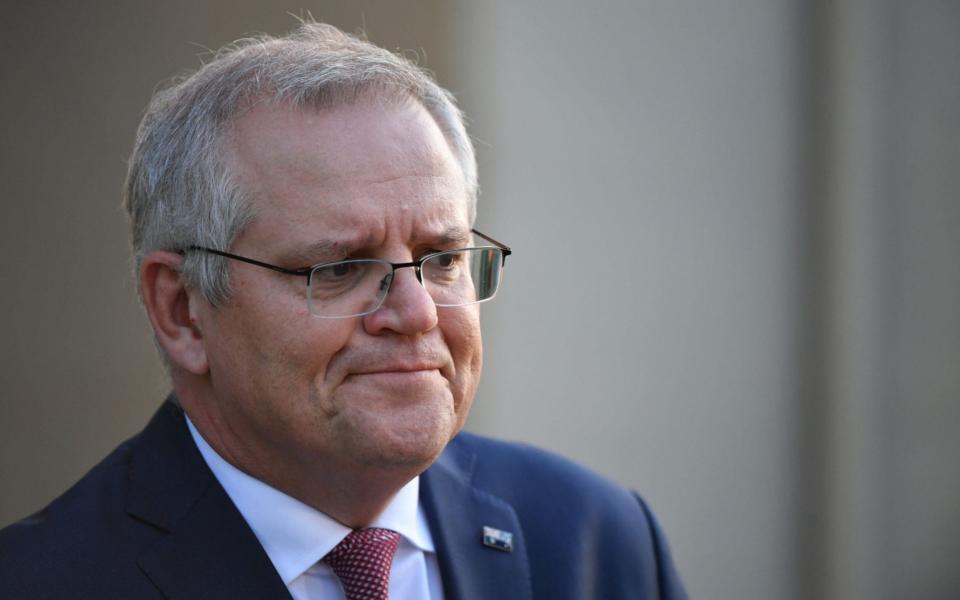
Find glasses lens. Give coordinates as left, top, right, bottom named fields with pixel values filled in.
left=307, top=259, right=393, bottom=318
left=423, top=248, right=503, bottom=307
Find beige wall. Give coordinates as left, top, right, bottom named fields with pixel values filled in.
left=3, top=2, right=959, bottom=599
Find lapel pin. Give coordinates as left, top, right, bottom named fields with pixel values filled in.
left=482, top=526, right=514, bottom=553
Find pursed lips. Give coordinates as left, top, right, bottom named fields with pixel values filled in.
left=338, top=346, right=452, bottom=382
left=348, top=361, right=445, bottom=377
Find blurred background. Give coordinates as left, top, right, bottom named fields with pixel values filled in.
left=2, top=1, right=958, bottom=598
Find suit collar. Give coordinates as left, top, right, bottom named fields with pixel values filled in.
left=421, top=435, right=532, bottom=600
left=126, top=399, right=291, bottom=599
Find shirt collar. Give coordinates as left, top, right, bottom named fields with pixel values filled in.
left=185, top=415, right=435, bottom=584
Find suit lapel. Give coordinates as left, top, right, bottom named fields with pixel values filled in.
left=126, top=400, right=291, bottom=600
left=421, top=437, right=532, bottom=600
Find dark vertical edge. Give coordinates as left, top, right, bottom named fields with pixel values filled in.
left=792, top=0, right=832, bottom=598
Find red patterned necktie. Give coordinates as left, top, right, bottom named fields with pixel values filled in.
left=323, top=528, right=401, bottom=600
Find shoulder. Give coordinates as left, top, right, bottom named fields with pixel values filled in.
left=0, top=421, right=172, bottom=598
left=448, top=430, right=642, bottom=516
left=2, top=438, right=132, bottom=535
left=441, top=431, right=688, bottom=598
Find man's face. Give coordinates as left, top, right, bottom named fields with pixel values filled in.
left=191, top=98, right=482, bottom=485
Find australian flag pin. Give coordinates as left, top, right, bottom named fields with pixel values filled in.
left=482, top=526, right=514, bottom=552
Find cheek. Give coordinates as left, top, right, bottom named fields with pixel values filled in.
left=442, top=307, right=483, bottom=399
left=210, top=285, right=356, bottom=397
left=275, top=318, right=357, bottom=384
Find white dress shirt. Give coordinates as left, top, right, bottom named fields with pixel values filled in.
left=186, top=416, right=445, bottom=599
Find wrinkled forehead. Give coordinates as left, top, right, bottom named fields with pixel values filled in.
left=221, top=97, right=471, bottom=251
left=226, top=97, right=464, bottom=198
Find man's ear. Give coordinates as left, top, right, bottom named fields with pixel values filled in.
left=140, top=251, right=209, bottom=375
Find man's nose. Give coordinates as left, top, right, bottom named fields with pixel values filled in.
left=363, top=267, right=438, bottom=335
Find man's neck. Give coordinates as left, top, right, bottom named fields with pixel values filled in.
left=176, top=387, right=426, bottom=528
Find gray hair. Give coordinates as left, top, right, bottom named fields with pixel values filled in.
left=124, top=22, right=478, bottom=305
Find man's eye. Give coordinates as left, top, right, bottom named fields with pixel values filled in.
left=430, top=252, right=462, bottom=268
left=331, top=262, right=352, bottom=277
left=314, top=261, right=362, bottom=284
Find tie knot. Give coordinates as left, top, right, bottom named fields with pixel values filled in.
left=323, top=528, right=401, bottom=600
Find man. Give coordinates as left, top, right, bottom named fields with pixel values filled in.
left=0, top=23, right=686, bottom=599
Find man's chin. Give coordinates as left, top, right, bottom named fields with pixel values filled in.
left=343, top=410, right=457, bottom=472
left=324, top=378, right=465, bottom=471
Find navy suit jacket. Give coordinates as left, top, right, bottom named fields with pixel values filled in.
left=0, top=400, right=686, bottom=598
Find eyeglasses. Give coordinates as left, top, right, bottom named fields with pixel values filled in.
left=183, top=229, right=512, bottom=319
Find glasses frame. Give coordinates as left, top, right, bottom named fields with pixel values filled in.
left=181, top=229, right=512, bottom=318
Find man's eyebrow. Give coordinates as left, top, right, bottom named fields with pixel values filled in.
left=280, top=226, right=472, bottom=265
left=429, top=226, right=472, bottom=247
left=280, top=240, right=351, bottom=266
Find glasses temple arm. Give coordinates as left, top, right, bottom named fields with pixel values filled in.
left=471, top=229, right=512, bottom=256
left=184, top=246, right=312, bottom=277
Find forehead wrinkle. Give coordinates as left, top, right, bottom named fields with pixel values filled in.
left=284, top=222, right=469, bottom=264
left=422, top=225, right=471, bottom=247
left=277, top=233, right=373, bottom=266
left=317, top=162, right=461, bottom=195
